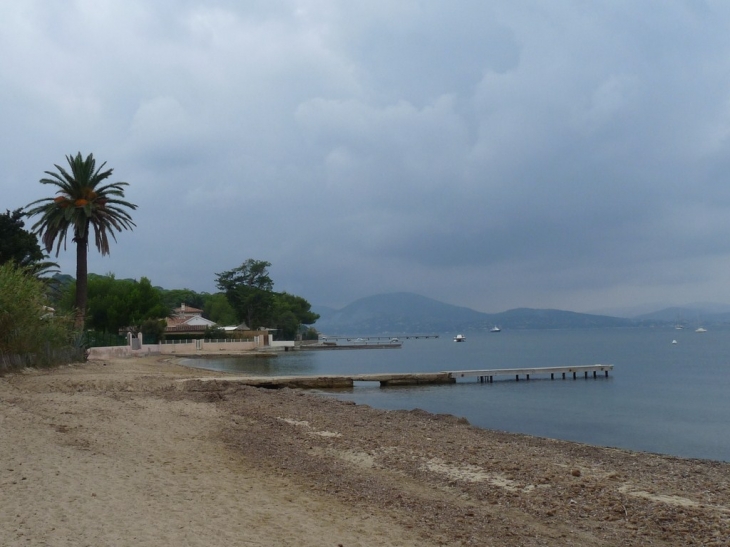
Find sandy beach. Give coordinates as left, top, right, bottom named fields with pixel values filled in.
left=1, top=356, right=728, bottom=546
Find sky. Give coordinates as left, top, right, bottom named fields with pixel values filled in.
left=3, top=0, right=730, bottom=315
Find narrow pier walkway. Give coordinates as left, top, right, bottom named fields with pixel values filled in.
left=319, top=334, right=439, bottom=341
left=179, top=365, right=613, bottom=391
left=449, top=365, right=614, bottom=383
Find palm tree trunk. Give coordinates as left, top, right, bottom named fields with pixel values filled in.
left=74, top=234, right=88, bottom=330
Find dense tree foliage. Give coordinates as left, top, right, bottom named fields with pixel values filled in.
left=272, top=292, right=321, bottom=339
left=202, top=293, right=238, bottom=326
left=216, top=259, right=274, bottom=292
left=216, top=259, right=319, bottom=339
left=158, top=288, right=207, bottom=312
left=25, top=153, right=137, bottom=329
left=52, top=275, right=240, bottom=339
left=0, top=209, right=58, bottom=278
left=0, top=262, right=75, bottom=369
left=216, top=259, right=275, bottom=329
left=0, top=209, right=44, bottom=267
left=301, top=327, right=319, bottom=340
left=58, top=274, right=168, bottom=334
left=139, top=318, right=167, bottom=343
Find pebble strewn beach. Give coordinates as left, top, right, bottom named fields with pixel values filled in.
left=2, top=356, right=728, bottom=546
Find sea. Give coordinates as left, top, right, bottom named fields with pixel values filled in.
left=180, top=327, right=730, bottom=463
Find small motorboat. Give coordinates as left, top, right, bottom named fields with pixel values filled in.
left=454, top=334, right=466, bottom=342
left=490, top=326, right=501, bottom=333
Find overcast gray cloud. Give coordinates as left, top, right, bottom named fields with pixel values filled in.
left=4, top=0, right=730, bottom=314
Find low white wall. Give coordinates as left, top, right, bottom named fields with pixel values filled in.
left=88, top=338, right=269, bottom=359
left=164, top=340, right=257, bottom=353
left=87, top=344, right=160, bottom=360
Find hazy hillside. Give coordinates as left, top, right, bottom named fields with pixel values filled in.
left=633, top=304, right=730, bottom=325
left=313, top=293, right=637, bottom=335
left=490, top=308, right=632, bottom=330
left=313, top=292, right=489, bottom=335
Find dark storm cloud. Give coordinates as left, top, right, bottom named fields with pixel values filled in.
left=4, top=1, right=730, bottom=313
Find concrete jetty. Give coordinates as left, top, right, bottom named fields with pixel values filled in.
left=180, top=372, right=453, bottom=391
left=179, top=365, right=613, bottom=391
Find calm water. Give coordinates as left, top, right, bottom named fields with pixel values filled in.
left=181, top=328, right=730, bottom=462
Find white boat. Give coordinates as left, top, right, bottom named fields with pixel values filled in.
left=695, top=327, right=707, bottom=333
left=490, top=326, right=501, bottom=333
left=453, top=334, right=466, bottom=342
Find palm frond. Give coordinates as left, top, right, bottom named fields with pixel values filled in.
left=25, top=152, right=137, bottom=256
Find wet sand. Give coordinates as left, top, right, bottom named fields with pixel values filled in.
left=1, top=356, right=728, bottom=546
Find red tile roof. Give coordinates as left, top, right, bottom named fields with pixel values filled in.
left=174, top=303, right=204, bottom=315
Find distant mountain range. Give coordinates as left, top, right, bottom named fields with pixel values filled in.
left=631, top=304, right=730, bottom=325
left=312, top=293, right=647, bottom=335
left=591, top=301, right=730, bottom=320
left=312, top=292, right=730, bottom=335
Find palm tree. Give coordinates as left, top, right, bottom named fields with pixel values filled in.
left=25, top=152, right=137, bottom=329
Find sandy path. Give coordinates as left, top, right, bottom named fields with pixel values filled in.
left=2, top=356, right=729, bottom=546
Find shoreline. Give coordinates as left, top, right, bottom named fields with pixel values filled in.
left=172, top=353, right=721, bottom=464
left=2, top=356, right=728, bottom=546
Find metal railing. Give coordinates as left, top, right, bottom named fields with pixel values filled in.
left=160, top=338, right=254, bottom=345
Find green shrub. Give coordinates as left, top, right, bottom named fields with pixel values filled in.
left=0, top=262, right=77, bottom=370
